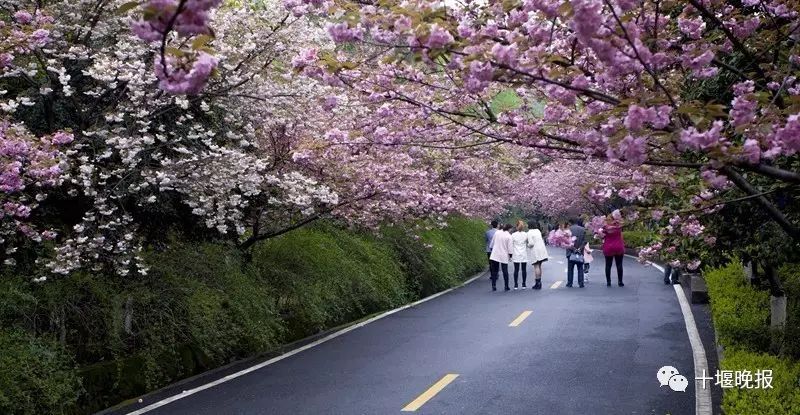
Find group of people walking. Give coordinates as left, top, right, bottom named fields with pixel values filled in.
left=485, top=217, right=626, bottom=291
left=485, top=220, right=549, bottom=291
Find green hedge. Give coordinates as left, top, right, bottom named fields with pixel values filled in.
left=382, top=217, right=486, bottom=297
left=622, top=230, right=656, bottom=250
left=777, top=265, right=800, bottom=360
left=249, top=225, right=410, bottom=339
left=719, top=348, right=800, bottom=414
left=0, top=218, right=486, bottom=414
left=704, top=262, right=771, bottom=351
left=705, top=261, right=800, bottom=414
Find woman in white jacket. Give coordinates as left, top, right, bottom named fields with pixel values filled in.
left=511, top=220, right=530, bottom=289
left=489, top=223, right=514, bottom=291
left=526, top=221, right=549, bottom=290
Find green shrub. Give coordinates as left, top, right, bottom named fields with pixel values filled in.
left=777, top=265, right=800, bottom=360
left=622, top=230, right=656, bottom=249
left=436, top=217, right=486, bottom=277
left=147, top=241, right=283, bottom=363
left=50, top=240, right=286, bottom=413
left=0, top=218, right=487, bottom=413
left=381, top=218, right=485, bottom=297
left=704, top=262, right=771, bottom=351
left=250, top=226, right=410, bottom=338
left=0, top=329, right=81, bottom=415
left=719, top=348, right=800, bottom=415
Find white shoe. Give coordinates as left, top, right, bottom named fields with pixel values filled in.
left=513, top=286, right=518, bottom=290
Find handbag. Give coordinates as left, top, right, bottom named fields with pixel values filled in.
left=569, top=248, right=585, bottom=264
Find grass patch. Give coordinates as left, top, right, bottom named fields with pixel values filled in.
left=719, top=348, right=800, bottom=414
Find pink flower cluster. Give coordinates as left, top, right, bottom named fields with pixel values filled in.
left=132, top=0, right=222, bottom=41
left=608, top=135, right=647, bottom=165
left=0, top=8, right=53, bottom=70
left=686, top=259, right=702, bottom=271
left=426, top=24, right=454, bottom=49
left=327, top=22, right=363, bottom=43
left=547, top=228, right=575, bottom=248
left=680, top=216, right=705, bottom=237
left=0, top=120, right=71, bottom=192
left=774, top=114, right=800, bottom=156
left=700, top=169, right=730, bottom=189
left=0, top=119, right=71, bottom=245
left=624, top=105, right=672, bottom=131
left=638, top=242, right=662, bottom=262
left=679, top=121, right=727, bottom=151
left=587, top=186, right=612, bottom=203
left=154, top=51, right=218, bottom=94
left=465, top=61, right=493, bottom=93
left=586, top=215, right=607, bottom=237
left=130, top=0, right=222, bottom=94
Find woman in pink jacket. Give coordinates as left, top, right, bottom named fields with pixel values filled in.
left=602, top=219, right=626, bottom=287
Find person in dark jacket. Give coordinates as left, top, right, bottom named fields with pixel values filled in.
left=485, top=220, right=498, bottom=264
left=566, top=218, right=586, bottom=288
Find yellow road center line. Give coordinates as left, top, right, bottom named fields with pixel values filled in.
left=550, top=281, right=563, bottom=289
left=401, top=374, right=459, bottom=412
left=508, top=310, right=533, bottom=327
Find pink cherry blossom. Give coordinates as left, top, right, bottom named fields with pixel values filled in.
left=547, top=228, right=575, bottom=248
left=426, top=24, right=454, bottom=49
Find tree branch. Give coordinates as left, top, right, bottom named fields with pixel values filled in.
left=737, top=162, right=800, bottom=184
left=720, top=166, right=800, bottom=240
left=239, top=192, right=379, bottom=250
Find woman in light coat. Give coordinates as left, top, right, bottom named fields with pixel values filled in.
left=511, top=220, right=530, bottom=289
left=526, top=221, right=549, bottom=290
left=489, top=223, right=514, bottom=291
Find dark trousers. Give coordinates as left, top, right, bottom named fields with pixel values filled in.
left=513, top=262, right=527, bottom=287
left=664, top=264, right=679, bottom=284
left=500, top=263, right=509, bottom=288
left=605, top=254, right=624, bottom=284
left=490, top=261, right=510, bottom=288
left=567, top=260, right=584, bottom=286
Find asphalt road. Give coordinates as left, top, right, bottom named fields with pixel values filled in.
left=138, top=247, right=695, bottom=415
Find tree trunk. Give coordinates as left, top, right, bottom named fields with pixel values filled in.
left=771, top=295, right=787, bottom=329
left=124, top=295, right=134, bottom=335
left=764, top=264, right=785, bottom=297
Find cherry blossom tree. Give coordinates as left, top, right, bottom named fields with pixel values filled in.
left=1, top=0, right=518, bottom=278
left=288, top=0, right=799, bottom=271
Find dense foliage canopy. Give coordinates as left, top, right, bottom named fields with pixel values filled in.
left=1, top=0, right=799, bottom=276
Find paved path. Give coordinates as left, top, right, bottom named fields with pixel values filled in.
left=135, top=247, right=695, bottom=415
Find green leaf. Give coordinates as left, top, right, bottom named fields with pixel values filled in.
left=166, top=47, right=186, bottom=57
left=118, top=1, right=140, bottom=15
left=191, top=34, right=214, bottom=50
left=340, top=61, right=359, bottom=70
left=490, top=89, right=523, bottom=114
left=705, top=103, right=728, bottom=118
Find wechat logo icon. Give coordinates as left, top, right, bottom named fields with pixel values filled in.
left=657, top=366, right=688, bottom=392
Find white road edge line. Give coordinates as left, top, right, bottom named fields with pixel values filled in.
left=627, top=256, right=712, bottom=415
left=125, top=270, right=488, bottom=415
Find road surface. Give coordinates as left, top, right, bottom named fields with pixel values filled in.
left=130, top=247, right=695, bottom=415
